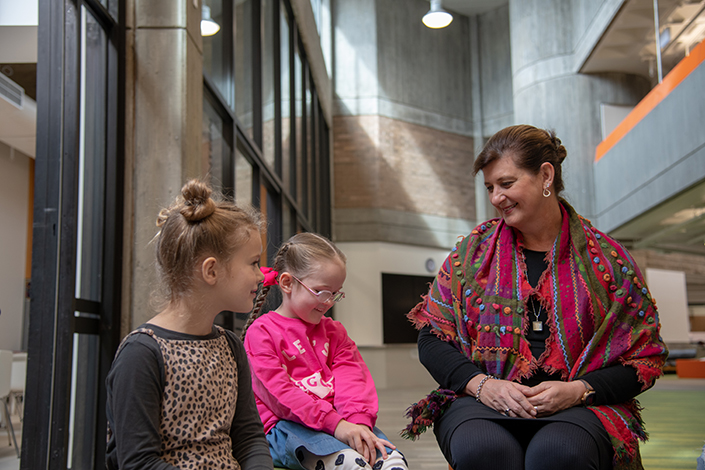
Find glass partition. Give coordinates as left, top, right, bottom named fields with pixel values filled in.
left=202, top=0, right=332, bottom=290
left=203, top=0, right=232, bottom=107
left=281, top=2, right=292, bottom=193
left=262, top=0, right=276, bottom=170
left=294, top=40, right=303, bottom=209
left=235, top=147, right=254, bottom=206
left=235, top=0, right=254, bottom=139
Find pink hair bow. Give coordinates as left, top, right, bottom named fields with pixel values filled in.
left=260, top=267, right=279, bottom=287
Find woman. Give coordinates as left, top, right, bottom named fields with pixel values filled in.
left=405, top=125, right=667, bottom=470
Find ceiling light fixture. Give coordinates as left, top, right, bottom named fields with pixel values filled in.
left=201, top=5, right=220, bottom=37
left=423, top=0, right=453, bottom=29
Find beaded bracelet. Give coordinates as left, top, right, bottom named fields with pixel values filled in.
left=475, top=375, right=496, bottom=402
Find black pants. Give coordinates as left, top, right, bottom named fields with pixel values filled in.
left=434, top=398, right=614, bottom=470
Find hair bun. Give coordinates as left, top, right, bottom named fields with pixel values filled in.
left=547, top=131, right=567, bottom=164
left=554, top=138, right=567, bottom=164
left=180, top=179, right=217, bottom=222
left=156, top=208, right=170, bottom=228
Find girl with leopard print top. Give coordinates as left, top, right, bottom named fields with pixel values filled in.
left=242, top=233, right=408, bottom=470
left=105, top=180, right=273, bottom=470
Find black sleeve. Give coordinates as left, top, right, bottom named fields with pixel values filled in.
left=225, top=331, right=274, bottom=470
left=105, top=336, right=179, bottom=470
left=418, top=326, right=483, bottom=394
left=581, top=364, right=646, bottom=406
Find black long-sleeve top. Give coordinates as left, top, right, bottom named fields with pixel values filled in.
left=105, top=324, right=273, bottom=470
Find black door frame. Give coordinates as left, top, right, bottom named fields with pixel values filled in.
left=22, top=0, right=124, bottom=468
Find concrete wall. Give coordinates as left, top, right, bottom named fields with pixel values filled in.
left=332, top=0, right=477, bottom=248
left=333, top=0, right=474, bottom=136
left=508, top=0, right=648, bottom=220
left=477, top=5, right=513, bottom=137
left=375, top=0, right=473, bottom=135
left=332, top=0, right=379, bottom=117
left=0, top=142, right=30, bottom=351
left=125, top=0, right=205, bottom=329
left=593, top=60, right=705, bottom=232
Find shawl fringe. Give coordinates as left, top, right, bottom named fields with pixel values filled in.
left=400, top=388, right=457, bottom=440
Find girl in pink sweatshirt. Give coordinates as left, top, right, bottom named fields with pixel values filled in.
left=243, top=233, right=408, bottom=470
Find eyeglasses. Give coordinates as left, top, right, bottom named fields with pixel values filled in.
left=291, top=274, right=346, bottom=304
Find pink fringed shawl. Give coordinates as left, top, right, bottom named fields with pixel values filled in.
left=408, top=201, right=667, bottom=469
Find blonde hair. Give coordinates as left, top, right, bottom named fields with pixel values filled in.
left=241, top=232, right=346, bottom=339
left=152, top=179, right=264, bottom=310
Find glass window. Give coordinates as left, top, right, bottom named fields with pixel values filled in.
left=265, top=187, right=282, bottom=265
left=69, top=6, right=108, bottom=467
left=203, top=0, right=232, bottom=107
left=282, top=199, right=293, bottom=241
left=203, top=97, right=233, bottom=195
left=281, top=3, right=292, bottom=193
left=75, top=5, right=107, bottom=304
left=262, top=0, right=276, bottom=170
left=660, top=6, right=705, bottom=78
left=201, top=0, right=332, bottom=283
left=235, top=0, right=254, bottom=139
left=235, top=147, right=253, bottom=206
left=310, top=86, right=319, bottom=229
left=68, top=333, right=100, bottom=469
left=305, top=70, right=313, bottom=219
left=319, top=107, right=331, bottom=238
left=294, top=41, right=303, bottom=208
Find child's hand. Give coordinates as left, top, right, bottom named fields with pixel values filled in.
left=333, top=420, right=396, bottom=463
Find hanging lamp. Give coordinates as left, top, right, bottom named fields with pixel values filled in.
left=423, top=0, right=453, bottom=29
left=201, top=5, right=220, bottom=36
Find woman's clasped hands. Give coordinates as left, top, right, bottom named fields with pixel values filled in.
left=467, top=375, right=586, bottom=418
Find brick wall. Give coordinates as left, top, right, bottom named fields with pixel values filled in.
left=333, top=115, right=476, bottom=220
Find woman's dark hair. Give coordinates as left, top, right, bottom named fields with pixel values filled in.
left=472, top=125, right=568, bottom=194
left=152, top=179, right=264, bottom=309
left=241, top=232, right=346, bottom=339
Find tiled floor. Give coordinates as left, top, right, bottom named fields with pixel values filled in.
left=0, top=386, right=448, bottom=470
left=376, top=386, right=447, bottom=470
left=0, top=411, right=20, bottom=470
left=1, top=376, right=702, bottom=470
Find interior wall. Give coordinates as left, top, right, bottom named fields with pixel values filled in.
left=376, top=0, right=473, bottom=135
left=477, top=4, right=513, bottom=137
left=335, top=241, right=452, bottom=347
left=645, top=268, right=691, bottom=344
left=0, top=141, right=30, bottom=351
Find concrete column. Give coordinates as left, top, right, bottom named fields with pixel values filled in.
left=126, top=0, right=204, bottom=329
left=508, top=0, right=648, bottom=219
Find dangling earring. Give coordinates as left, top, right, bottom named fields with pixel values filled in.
left=543, top=186, right=551, bottom=198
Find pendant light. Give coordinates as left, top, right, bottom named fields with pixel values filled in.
left=201, top=5, right=220, bottom=37
left=422, top=0, right=453, bottom=29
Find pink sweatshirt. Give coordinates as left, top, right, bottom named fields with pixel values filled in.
left=244, top=312, right=379, bottom=435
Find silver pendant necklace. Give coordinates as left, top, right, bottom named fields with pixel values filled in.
left=529, top=297, right=543, bottom=332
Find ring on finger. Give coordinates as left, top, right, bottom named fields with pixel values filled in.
left=504, top=408, right=511, bottom=414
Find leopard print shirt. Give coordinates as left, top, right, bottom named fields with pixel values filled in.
left=115, top=326, right=240, bottom=469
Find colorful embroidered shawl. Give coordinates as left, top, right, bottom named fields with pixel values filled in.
left=408, top=201, right=667, bottom=469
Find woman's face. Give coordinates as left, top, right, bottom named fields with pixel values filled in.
left=482, top=154, right=551, bottom=233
